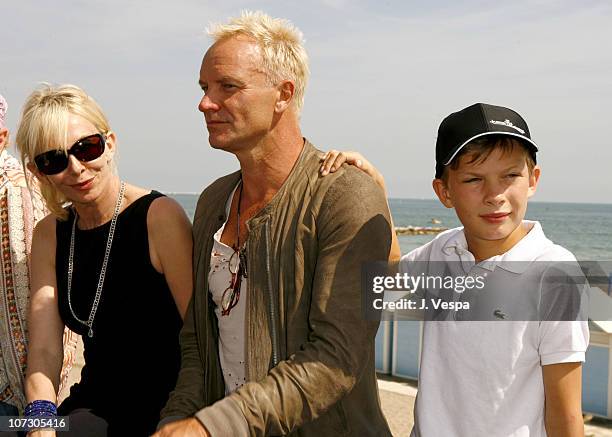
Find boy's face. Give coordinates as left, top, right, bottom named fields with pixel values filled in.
left=433, top=144, right=540, bottom=251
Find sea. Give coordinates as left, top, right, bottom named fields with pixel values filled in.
left=169, top=194, right=612, bottom=261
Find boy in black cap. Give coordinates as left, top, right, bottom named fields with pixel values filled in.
left=321, top=103, right=589, bottom=436
left=417, top=104, right=588, bottom=436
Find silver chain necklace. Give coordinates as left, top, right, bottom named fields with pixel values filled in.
left=67, top=181, right=126, bottom=338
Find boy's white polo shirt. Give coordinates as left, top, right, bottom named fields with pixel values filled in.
left=400, top=221, right=589, bottom=437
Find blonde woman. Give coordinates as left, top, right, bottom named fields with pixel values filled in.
left=16, top=85, right=193, bottom=437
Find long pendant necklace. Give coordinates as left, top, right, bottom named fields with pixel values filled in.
left=236, top=180, right=248, bottom=276
left=67, top=181, right=126, bottom=338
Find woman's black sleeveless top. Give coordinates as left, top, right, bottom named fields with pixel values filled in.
left=56, top=191, right=182, bottom=436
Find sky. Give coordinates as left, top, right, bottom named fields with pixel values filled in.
left=1, top=0, right=610, bottom=203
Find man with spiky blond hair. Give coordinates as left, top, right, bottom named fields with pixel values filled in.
left=155, top=11, right=393, bottom=437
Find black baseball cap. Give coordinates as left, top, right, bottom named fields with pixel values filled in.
left=435, top=103, right=539, bottom=178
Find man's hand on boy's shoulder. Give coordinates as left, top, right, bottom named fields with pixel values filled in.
left=319, top=150, right=387, bottom=193
left=542, top=361, right=585, bottom=437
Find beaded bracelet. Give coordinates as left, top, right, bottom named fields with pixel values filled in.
left=24, top=400, right=57, bottom=417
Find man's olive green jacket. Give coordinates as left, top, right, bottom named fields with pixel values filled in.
left=161, top=140, right=393, bottom=436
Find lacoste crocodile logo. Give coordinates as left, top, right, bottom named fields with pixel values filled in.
left=493, top=309, right=507, bottom=320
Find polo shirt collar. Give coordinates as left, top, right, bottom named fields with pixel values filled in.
left=441, top=221, right=552, bottom=274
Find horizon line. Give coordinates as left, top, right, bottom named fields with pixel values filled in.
left=161, top=192, right=612, bottom=206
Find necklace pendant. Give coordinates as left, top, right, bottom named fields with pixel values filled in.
left=88, top=328, right=94, bottom=338
left=239, top=250, right=248, bottom=278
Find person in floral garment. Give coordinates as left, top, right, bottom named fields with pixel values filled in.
left=0, top=93, right=77, bottom=419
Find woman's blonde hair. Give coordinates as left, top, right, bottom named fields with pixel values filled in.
left=208, top=10, right=310, bottom=112
left=16, top=84, right=111, bottom=220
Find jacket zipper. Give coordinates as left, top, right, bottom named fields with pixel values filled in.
left=265, top=220, right=280, bottom=367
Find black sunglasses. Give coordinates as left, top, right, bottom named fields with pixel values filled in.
left=34, top=133, right=106, bottom=175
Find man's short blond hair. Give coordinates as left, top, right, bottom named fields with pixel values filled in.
left=209, top=11, right=309, bottom=112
